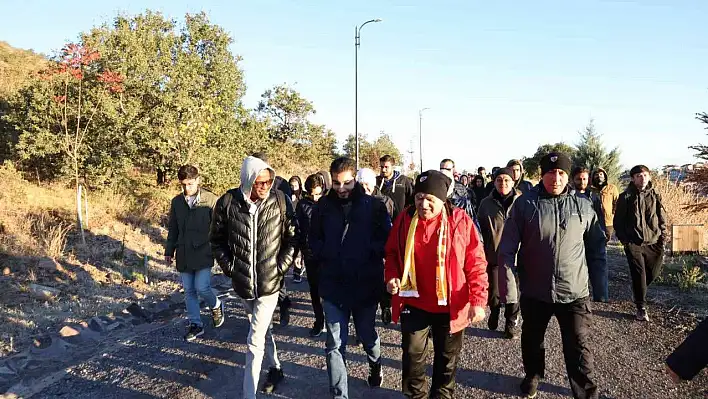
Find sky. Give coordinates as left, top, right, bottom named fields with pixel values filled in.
left=1, top=0, right=707, bottom=172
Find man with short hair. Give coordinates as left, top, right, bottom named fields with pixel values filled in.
left=591, top=168, right=620, bottom=242
left=310, top=157, right=391, bottom=398
left=572, top=166, right=608, bottom=302
left=506, top=159, right=534, bottom=194
left=377, top=154, right=414, bottom=220
left=500, top=152, right=605, bottom=399
left=165, top=165, right=223, bottom=342
left=478, top=166, right=488, bottom=184
left=614, top=165, right=667, bottom=322
left=210, top=156, right=297, bottom=398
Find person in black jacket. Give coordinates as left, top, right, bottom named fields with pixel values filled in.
left=499, top=152, right=606, bottom=399
left=666, top=317, right=708, bottom=383
left=507, top=159, right=534, bottom=194
left=310, top=157, right=391, bottom=398
left=288, top=175, right=305, bottom=283
left=472, top=175, right=487, bottom=213
left=485, top=166, right=501, bottom=197
left=614, top=165, right=667, bottom=322
left=296, top=174, right=326, bottom=337
left=210, top=156, right=297, bottom=398
left=377, top=154, right=414, bottom=220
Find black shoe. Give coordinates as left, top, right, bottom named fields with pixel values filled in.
left=367, top=361, right=383, bottom=388
left=293, top=274, right=302, bottom=283
left=520, top=375, right=539, bottom=398
left=381, top=307, right=392, bottom=325
left=262, top=367, right=284, bottom=393
left=309, top=323, right=326, bottom=337
left=184, top=324, right=204, bottom=342
left=279, top=298, right=291, bottom=327
left=504, top=324, right=519, bottom=340
left=212, top=300, right=225, bottom=328
left=488, top=307, right=501, bottom=331
left=636, top=306, right=649, bottom=322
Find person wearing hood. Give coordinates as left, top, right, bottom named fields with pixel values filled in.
left=591, top=167, right=619, bottom=243
left=309, top=157, right=391, bottom=398
left=210, top=156, right=297, bottom=398
left=614, top=165, right=667, bottom=322
left=507, top=159, right=534, bottom=194
left=289, top=175, right=305, bottom=283
left=440, top=158, right=480, bottom=229
left=499, top=152, right=606, bottom=399
left=472, top=175, right=488, bottom=213
left=478, top=167, right=521, bottom=339
left=385, top=170, right=488, bottom=398
left=572, top=167, right=608, bottom=302
left=377, top=154, right=415, bottom=220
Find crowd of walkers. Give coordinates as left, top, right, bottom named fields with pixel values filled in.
left=163, top=151, right=706, bottom=399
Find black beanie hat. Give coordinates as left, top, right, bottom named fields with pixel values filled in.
left=540, top=152, right=572, bottom=176
left=415, top=170, right=451, bottom=202
left=493, top=167, right=513, bottom=180
left=630, top=165, right=650, bottom=176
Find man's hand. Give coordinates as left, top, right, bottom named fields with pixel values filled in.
left=469, top=306, right=486, bottom=323
left=164, top=256, right=173, bottom=265
left=387, top=278, right=401, bottom=295
left=666, top=364, right=682, bottom=384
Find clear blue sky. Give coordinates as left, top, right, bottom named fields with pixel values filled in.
left=2, top=0, right=707, bottom=172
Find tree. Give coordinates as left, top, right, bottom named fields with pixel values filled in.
left=523, top=142, right=576, bottom=180
left=256, top=84, right=314, bottom=142
left=687, top=111, right=708, bottom=194
left=573, top=120, right=622, bottom=183
left=342, top=131, right=403, bottom=171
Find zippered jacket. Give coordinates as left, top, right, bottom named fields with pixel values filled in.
left=614, top=181, right=667, bottom=246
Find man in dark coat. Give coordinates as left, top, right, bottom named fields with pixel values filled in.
left=165, top=165, right=223, bottom=342
left=499, top=152, right=606, bottom=399
left=210, top=156, right=297, bottom=398
left=377, top=154, right=414, bottom=220
left=507, top=159, right=534, bottom=194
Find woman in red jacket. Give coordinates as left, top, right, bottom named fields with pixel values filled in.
left=385, top=170, right=489, bottom=399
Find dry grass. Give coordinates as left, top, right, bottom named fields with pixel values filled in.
left=0, top=162, right=181, bottom=357
left=653, top=176, right=708, bottom=247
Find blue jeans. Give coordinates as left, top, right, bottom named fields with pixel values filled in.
left=322, top=300, right=381, bottom=399
left=588, top=260, right=609, bottom=302
left=180, top=268, right=218, bottom=327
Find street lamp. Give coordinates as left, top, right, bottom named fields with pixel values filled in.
left=354, top=18, right=382, bottom=169
left=419, top=108, right=430, bottom=173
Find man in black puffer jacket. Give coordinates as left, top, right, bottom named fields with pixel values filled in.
left=210, top=156, right=297, bottom=399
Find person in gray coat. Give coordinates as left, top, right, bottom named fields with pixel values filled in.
left=499, top=152, right=606, bottom=399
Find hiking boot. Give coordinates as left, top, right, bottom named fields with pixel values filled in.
left=488, top=306, right=501, bottom=331
left=212, top=299, right=225, bottom=328
left=279, top=297, right=291, bottom=327
left=262, top=367, right=284, bottom=393
left=636, top=307, right=650, bottom=322
left=381, top=307, right=392, bottom=325
left=309, top=323, right=326, bottom=337
left=293, top=274, right=302, bottom=283
left=367, top=361, right=383, bottom=387
left=184, top=324, right=204, bottom=342
left=520, top=375, right=539, bottom=398
left=504, top=322, right=519, bottom=340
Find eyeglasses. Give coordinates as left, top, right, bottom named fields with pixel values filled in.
left=253, top=179, right=274, bottom=188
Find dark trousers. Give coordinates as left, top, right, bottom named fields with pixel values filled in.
left=487, top=265, right=520, bottom=325
left=624, top=243, right=664, bottom=308
left=401, top=306, right=463, bottom=399
left=520, top=296, right=597, bottom=399
left=305, top=260, right=324, bottom=326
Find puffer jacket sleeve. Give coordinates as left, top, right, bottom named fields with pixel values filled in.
left=498, top=198, right=524, bottom=300
left=164, top=198, right=178, bottom=257
left=210, top=193, right=233, bottom=276
left=584, top=204, right=607, bottom=278
left=277, top=195, right=297, bottom=275
left=462, top=214, right=489, bottom=307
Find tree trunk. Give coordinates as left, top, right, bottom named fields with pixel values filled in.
left=157, top=169, right=167, bottom=185
left=75, top=161, right=86, bottom=245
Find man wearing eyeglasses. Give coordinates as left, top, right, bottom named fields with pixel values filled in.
left=210, top=155, right=297, bottom=399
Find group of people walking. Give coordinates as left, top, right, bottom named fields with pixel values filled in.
left=163, top=151, right=705, bottom=399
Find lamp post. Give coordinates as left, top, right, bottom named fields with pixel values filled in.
left=355, top=18, right=382, bottom=169
left=419, top=108, right=430, bottom=173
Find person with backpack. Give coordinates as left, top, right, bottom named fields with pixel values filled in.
left=499, top=152, right=606, bottom=399
left=309, top=157, right=391, bottom=398
left=210, top=156, right=297, bottom=398
left=613, top=165, right=667, bottom=322
left=478, top=167, right=521, bottom=339
left=296, top=174, right=326, bottom=337
left=384, top=170, right=488, bottom=398
left=164, top=165, right=223, bottom=342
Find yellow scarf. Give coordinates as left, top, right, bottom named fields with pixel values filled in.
left=399, top=210, right=449, bottom=305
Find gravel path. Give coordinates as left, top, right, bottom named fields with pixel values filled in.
left=33, top=246, right=707, bottom=398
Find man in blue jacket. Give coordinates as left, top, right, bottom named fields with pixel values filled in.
left=309, top=157, right=391, bottom=399
left=499, top=152, right=606, bottom=399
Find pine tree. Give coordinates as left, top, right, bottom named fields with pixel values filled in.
left=572, top=120, right=622, bottom=183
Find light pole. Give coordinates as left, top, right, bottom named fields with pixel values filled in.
left=355, top=18, right=382, bottom=169
left=419, top=108, right=430, bottom=173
